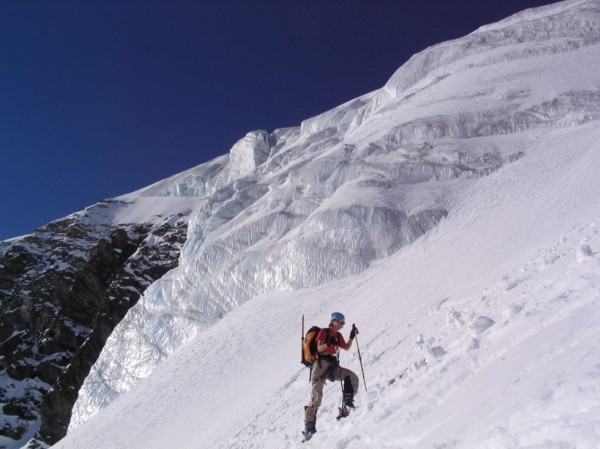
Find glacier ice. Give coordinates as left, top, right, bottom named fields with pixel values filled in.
left=71, top=0, right=600, bottom=430
left=229, top=130, right=275, bottom=179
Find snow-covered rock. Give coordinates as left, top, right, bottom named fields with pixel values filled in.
left=0, top=202, right=190, bottom=449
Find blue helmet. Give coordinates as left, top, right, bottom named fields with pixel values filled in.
left=331, top=312, right=345, bottom=322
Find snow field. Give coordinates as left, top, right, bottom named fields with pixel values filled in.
left=53, top=121, right=600, bottom=449
left=53, top=1, right=600, bottom=446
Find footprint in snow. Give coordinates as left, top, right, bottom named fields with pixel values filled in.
left=471, top=316, right=495, bottom=334
left=576, top=244, right=594, bottom=263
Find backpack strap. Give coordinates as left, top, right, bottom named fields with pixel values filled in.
left=313, top=327, right=329, bottom=368
left=317, top=327, right=337, bottom=356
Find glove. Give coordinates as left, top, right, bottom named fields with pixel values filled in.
left=326, top=335, right=338, bottom=347
left=350, top=324, right=359, bottom=339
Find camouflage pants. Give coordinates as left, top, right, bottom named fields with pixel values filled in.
left=304, top=357, right=359, bottom=423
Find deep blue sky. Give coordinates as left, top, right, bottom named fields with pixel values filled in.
left=0, top=0, right=555, bottom=240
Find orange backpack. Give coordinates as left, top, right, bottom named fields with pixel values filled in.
left=301, top=326, right=330, bottom=367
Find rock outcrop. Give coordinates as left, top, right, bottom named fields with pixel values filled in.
left=0, top=202, right=187, bottom=448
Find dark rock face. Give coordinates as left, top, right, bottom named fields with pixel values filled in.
left=0, top=203, right=187, bottom=448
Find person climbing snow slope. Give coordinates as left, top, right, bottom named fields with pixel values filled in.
left=303, top=312, right=359, bottom=441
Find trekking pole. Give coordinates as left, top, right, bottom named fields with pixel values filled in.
left=353, top=324, right=367, bottom=392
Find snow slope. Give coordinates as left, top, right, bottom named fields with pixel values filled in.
left=54, top=123, right=600, bottom=449
left=54, top=0, right=600, bottom=447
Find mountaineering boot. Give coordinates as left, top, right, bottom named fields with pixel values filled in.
left=336, top=405, right=350, bottom=420
left=343, top=393, right=355, bottom=409
left=342, top=375, right=356, bottom=409
left=302, top=421, right=317, bottom=441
